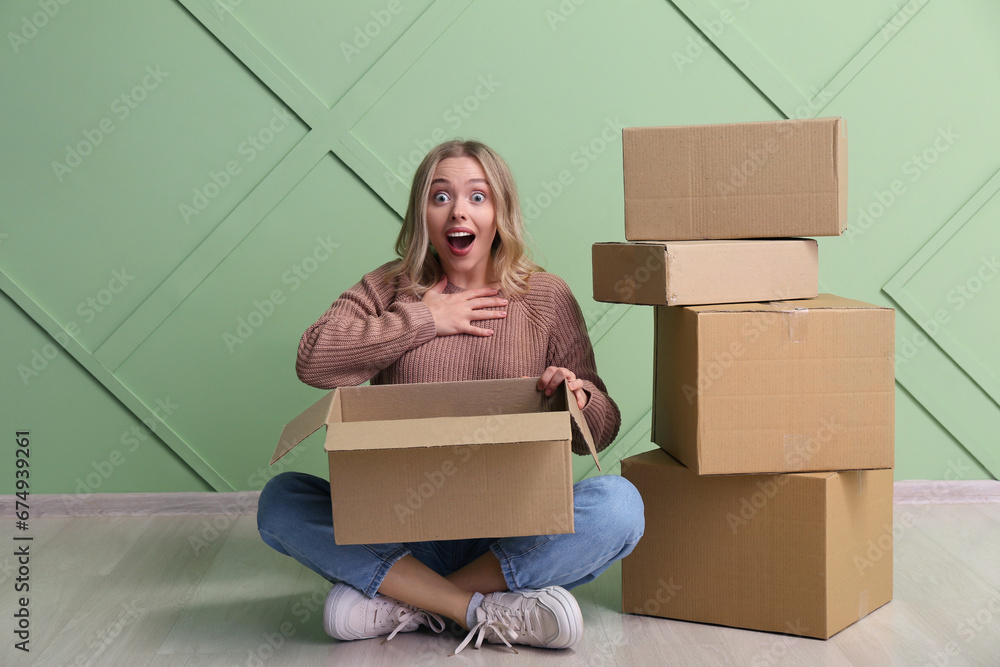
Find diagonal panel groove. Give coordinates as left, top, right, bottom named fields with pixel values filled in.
left=883, top=166, right=1000, bottom=409
left=179, top=0, right=330, bottom=127
left=0, top=269, right=235, bottom=490
left=95, top=129, right=328, bottom=372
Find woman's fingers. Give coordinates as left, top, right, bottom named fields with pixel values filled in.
left=538, top=366, right=575, bottom=395
left=423, top=288, right=507, bottom=336
left=468, top=295, right=508, bottom=309
left=537, top=368, right=589, bottom=408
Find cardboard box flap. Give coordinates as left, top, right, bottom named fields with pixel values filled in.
left=341, top=377, right=546, bottom=422
left=327, top=413, right=569, bottom=451
left=686, top=293, right=888, bottom=314
left=563, top=382, right=601, bottom=471
left=271, top=391, right=340, bottom=465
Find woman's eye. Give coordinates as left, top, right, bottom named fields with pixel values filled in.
left=471, top=192, right=486, bottom=203
left=432, top=192, right=449, bottom=203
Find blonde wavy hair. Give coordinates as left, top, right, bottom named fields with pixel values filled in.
left=386, top=140, right=542, bottom=297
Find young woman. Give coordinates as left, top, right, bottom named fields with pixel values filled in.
left=256, top=140, right=644, bottom=655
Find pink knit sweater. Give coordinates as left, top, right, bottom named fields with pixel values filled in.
left=296, top=262, right=621, bottom=453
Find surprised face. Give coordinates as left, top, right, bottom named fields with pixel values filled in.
left=425, top=156, right=498, bottom=289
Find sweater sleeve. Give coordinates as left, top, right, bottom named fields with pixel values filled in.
left=542, top=275, right=621, bottom=454
left=295, top=265, right=437, bottom=389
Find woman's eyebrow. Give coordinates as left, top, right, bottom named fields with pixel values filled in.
left=430, top=177, right=489, bottom=186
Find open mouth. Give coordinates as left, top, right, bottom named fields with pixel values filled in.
left=446, top=230, right=476, bottom=254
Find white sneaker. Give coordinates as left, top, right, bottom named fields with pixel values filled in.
left=323, top=583, right=446, bottom=642
left=453, top=586, right=583, bottom=654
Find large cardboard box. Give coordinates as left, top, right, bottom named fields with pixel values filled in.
left=653, top=294, right=894, bottom=475
left=270, top=378, right=599, bottom=545
left=621, top=449, right=893, bottom=639
left=623, top=117, right=847, bottom=240
left=592, top=239, right=818, bottom=306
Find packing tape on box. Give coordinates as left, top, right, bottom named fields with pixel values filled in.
left=858, top=589, right=870, bottom=621
left=782, top=307, right=808, bottom=343
left=782, top=433, right=809, bottom=467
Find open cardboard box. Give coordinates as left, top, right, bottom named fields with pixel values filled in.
left=271, top=378, right=599, bottom=545
left=653, top=294, right=895, bottom=475
left=622, top=449, right=893, bottom=639
left=592, top=239, right=818, bottom=306
left=623, top=117, right=847, bottom=240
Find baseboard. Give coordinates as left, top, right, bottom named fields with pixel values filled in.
left=892, top=480, right=1000, bottom=504
left=2, top=491, right=261, bottom=517
left=3, top=480, right=998, bottom=517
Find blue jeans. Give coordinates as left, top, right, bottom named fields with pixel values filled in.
left=257, top=471, right=644, bottom=597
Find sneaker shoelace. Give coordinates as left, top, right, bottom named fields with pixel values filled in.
left=451, top=597, right=542, bottom=655
left=382, top=604, right=446, bottom=643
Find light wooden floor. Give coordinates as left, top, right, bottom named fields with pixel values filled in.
left=3, top=495, right=999, bottom=666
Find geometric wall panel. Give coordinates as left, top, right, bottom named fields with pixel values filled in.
left=115, top=153, right=402, bottom=490
left=2, top=0, right=996, bottom=494
left=885, top=172, right=1000, bottom=407
left=228, top=0, right=437, bottom=108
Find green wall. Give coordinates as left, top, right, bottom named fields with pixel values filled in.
left=1, top=0, right=997, bottom=493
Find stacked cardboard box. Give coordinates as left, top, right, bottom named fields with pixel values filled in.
left=592, top=118, right=896, bottom=639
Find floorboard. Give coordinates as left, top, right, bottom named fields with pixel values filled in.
left=3, top=499, right=999, bottom=665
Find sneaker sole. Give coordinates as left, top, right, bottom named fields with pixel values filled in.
left=501, top=586, right=582, bottom=649
left=324, top=584, right=372, bottom=641
left=542, top=586, right=584, bottom=649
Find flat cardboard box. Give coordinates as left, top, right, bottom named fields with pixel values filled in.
left=271, top=378, right=599, bottom=545
left=621, top=449, right=893, bottom=639
left=653, top=294, right=894, bottom=475
left=623, top=117, right=847, bottom=240
left=592, top=239, right=818, bottom=306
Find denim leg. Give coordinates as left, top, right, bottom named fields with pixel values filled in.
left=490, top=474, right=644, bottom=591
left=258, top=471, right=415, bottom=597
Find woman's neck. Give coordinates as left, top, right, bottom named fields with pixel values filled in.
left=445, top=264, right=499, bottom=291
